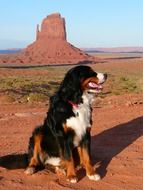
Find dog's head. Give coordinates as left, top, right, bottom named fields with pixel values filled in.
left=58, top=65, right=107, bottom=104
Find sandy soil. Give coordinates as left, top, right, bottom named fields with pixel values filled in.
left=0, top=99, right=143, bottom=190
left=0, top=58, right=143, bottom=190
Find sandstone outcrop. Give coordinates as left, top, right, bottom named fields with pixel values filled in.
left=36, top=13, right=66, bottom=41
left=0, top=13, right=96, bottom=64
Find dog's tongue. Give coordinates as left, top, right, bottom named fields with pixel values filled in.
left=88, top=82, right=103, bottom=90
left=88, top=82, right=98, bottom=88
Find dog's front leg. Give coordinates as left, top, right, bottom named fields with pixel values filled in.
left=64, top=155, right=77, bottom=183
left=62, top=130, right=77, bottom=183
left=78, top=132, right=101, bottom=181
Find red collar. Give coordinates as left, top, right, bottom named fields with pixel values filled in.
left=68, top=100, right=79, bottom=109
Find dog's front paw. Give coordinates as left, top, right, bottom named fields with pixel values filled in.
left=55, top=166, right=66, bottom=176
left=87, top=173, right=101, bottom=181
left=67, top=175, right=78, bottom=183
left=24, top=167, right=36, bottom=175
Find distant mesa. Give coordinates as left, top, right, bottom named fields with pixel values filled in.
left=0, top=13, right=95, bottom=64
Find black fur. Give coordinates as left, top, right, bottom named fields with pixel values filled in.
left=28, top=65, right=97, bottom=159
left=26, top=65, right=105, bottom=181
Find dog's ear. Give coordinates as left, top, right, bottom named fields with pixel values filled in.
left=58, top=69, right=82, bottom=103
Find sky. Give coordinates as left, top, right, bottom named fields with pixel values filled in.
left=0, top=0, right=143, bottom=49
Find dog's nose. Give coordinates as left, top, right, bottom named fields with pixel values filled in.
left=104, top=73, right=108, bottom=80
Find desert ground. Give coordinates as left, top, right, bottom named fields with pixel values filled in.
left=0, top=55, right=143, bottom=190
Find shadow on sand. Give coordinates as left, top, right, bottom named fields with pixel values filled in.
left=0, top=153, right=28, bottom=170
left=91, top=116, right=143, bottom=178
left=0, top=116, right=143, bottom=180
left=0, top=60, right=96, bottom=69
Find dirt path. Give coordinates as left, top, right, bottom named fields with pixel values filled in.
left=0, top=101, right=143, bottom=190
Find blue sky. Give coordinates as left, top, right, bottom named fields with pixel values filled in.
left=0, top=0, right=143, bottom=49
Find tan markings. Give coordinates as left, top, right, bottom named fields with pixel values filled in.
left=81, top=76, right=99, bottom=91
left=63, top=123, right=74, bottom=134
left=78, top=147, right=95, bottom=176
left=28, top=134, right=43, bottom=167
left=63, top=158, right=76, bottom=179
left=63, top=123, right=68, bottom=133
left=29, top=157, right=38, bottom=168
left=77, top=147, right=83, bottom=166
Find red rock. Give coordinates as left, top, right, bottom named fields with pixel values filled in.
left=0, top=13, right=96, bottom=64
left=37, top=13, right=66, bottom=41
left=22, top=13, right=94, bottom=64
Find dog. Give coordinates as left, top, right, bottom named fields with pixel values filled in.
left=25, top=65, right=107, bottom=183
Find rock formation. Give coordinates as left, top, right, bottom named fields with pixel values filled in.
left=36, top=13, right=66, bottom=41
left=0, top=13, right=96, bottom=64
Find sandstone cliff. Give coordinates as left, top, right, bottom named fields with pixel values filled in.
left=0, top=13, right=96, bottom=64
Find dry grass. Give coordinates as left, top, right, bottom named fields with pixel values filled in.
left=0, top=57, right=143, bottom=103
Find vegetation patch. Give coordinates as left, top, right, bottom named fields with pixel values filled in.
left=0, top=63, right=143, bottom=103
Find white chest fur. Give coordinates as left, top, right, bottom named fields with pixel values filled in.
left=66, top=93, right=94, bottom=146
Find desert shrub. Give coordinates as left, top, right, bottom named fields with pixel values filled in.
left=27, top=93, right=48, bottom=103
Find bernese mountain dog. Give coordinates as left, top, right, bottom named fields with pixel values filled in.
left=25, top=65, right=107, bottom=183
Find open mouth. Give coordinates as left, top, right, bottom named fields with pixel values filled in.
left=88, top=82, right=103, bottom=93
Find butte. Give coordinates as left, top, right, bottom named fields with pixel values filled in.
left=0, top=13, right=96, bottom=64
left=22, top=13, right=94, bottom=64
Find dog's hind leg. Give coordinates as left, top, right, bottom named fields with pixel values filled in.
left=25, top=134, right=43, bottom=175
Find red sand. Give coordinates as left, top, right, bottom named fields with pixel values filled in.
left=0, top=58, right=143, bottom=189
left=0, top=97, right=143, bottom=190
